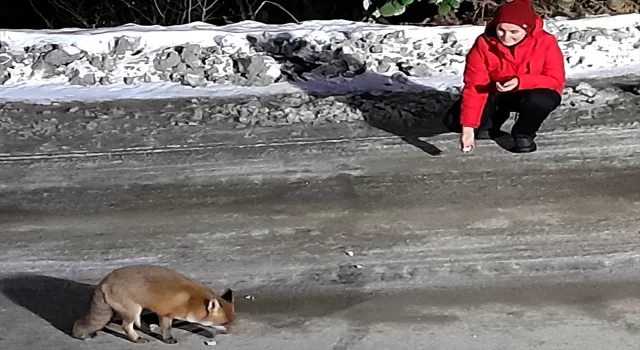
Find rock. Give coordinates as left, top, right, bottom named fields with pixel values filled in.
left=363, top=32, right=376, bottom=41
left=100, top=75, right=117, bottom=85
left=568, top=31, right=582, bottom=42
left=306, top=59, right=349, bottom=79
left=180, top=44, right=203, bottom=68
left=342, top=53, right=366, bottom=74
left=218, top=34, right=246, bottom=55
left=575, top=82, right=598, bottom=97
left=39, top=44, right=56, bottom=54
left=103, top=56, right=117, bottom=72
left=398, top=62, right=432, bottom=77
left=0, top=68, right=10, bottom=85
left=408, top=63, right=432, bottom=77
left=234, top=55, right=281, bottom=85
left=85, top=120, right=98, bottom=131
left=181, top=73, right=207, bottom=88
left=89, top=55, right=104, bottom=69
left=205, top=66, right=220, bottom=80
left=587, top=88, right=621, bottom=104
left=376, top=61, right=391, bottom=73
left=154, top=50, right=181, bottom=71
left=566, top=54, right=584, bottom=68
left=123, top=76, right=136, bottom=85
left=0, top=53, right=13, bottom=67
left=440, top=47, right=455, bottom=55
left=583, top=30, right=600, bottom=44
left=68, top=70, right=96, bottom=86
left=111, top=36, right=141, bottom=55
left=435, top=54, right=449, bottom=65
left=609, top=30, right=631, bottom=42
left=205, top=55, right=224, bottom=66
left=369, top=44, right=383, bottom=53
left=191, top=108, right=204, bottom=121
left=12, top=53, right=26, bottom=64
left=167, top=72, right=181, bottom=83
left=442, top=32, right=457, bottom=44
left=383, top=30, right=405, bottom=42
left=31, top=57, right=58, bottom=78
left=330, top=32, right=346, bottom=44
left=299, top=110, right=316, bottom=123
left=43, top=49, right=77, bottom=66
left=203, top=46, right=223, bottom=56
left=173, top=62, right=189, bottom=74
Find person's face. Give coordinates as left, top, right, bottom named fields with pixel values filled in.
left=496, top=23, right=527, bottom=46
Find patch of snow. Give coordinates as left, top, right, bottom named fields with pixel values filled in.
left=1, top=64, right=638, bottom=105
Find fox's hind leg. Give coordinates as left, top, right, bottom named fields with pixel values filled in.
left=111, top=303, right=148, bottom=343
left=122, top=316, right=148, bottom=344
left=159, top=316, right=177, bottom=344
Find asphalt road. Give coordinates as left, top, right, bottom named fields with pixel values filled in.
left=1, top=89, right=640, bottom=349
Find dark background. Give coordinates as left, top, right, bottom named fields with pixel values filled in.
left=3, top=0, right=442, bottom=29
left=2, top=0, right=636, bottom=30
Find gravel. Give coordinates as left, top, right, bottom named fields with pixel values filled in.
left=0, top=81, right=640, bottom=153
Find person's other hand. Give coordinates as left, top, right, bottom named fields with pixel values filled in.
left=496, top=77, right=519, bottom=92
left=460, top=126, right=475, bottom=152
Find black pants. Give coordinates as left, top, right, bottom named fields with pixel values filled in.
left=443, top=88, right=562, bottom=138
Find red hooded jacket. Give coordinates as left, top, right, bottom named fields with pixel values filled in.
left=459, top=17, right=567, bottom=128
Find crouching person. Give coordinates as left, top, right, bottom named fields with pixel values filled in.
left=443, top=0, right=566, bottom=153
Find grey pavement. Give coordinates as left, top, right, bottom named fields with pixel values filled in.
left=1, top=83, right=640, bottom=349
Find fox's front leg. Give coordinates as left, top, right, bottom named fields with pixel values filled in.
left=159, top=316, right=177, bottom=344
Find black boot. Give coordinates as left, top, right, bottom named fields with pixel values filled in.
left=513, top=134, right=537, bottom=153
left=475, top=128, right=491, bottom=140
left=488, top=128, right=509, bottom=139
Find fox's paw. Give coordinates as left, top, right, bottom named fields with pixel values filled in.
left=71, top=331, right=95, bottom=340
left=135, top=337, right=150, bottom=344
left=162, top=337, right=177, bottom=344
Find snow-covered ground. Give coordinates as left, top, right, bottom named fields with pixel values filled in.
left=0, top=13, right=638, bottom=104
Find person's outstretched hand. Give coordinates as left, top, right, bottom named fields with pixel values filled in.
left=460, top=126, right=475, bottom=152
left=496, top=77, right=519, bottom=92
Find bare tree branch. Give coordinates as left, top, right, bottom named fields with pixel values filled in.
left=153, top=0, right=166, bottom=20
left=50, top=0, right=91, bottom=27
left=195, top=0, right=223, bottom=21
left=29, top=0, right=54, bottom=28
left=251, top=1, right=299, bottom=23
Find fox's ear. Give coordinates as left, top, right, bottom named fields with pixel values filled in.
left=221, top=289, right=233, bottom=303
left=206, top=299, right=221, bottom=313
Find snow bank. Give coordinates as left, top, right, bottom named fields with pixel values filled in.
left=0, top=13, right=638, bottom=103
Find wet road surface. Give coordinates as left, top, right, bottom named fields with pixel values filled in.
left=1, top=89, right=640, bottom=349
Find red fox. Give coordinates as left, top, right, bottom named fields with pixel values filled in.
left=71, top=265, right=235, bottom=344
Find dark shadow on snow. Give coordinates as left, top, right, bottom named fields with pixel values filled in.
left=243, top=32, right=465, bottom=156
left=0, top=274, right=215, bottom=342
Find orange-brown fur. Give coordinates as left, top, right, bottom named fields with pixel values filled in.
left=72, top=265, right=234, bottom=344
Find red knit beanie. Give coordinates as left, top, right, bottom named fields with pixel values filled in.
left=490, top=0, right=539, bottom=34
